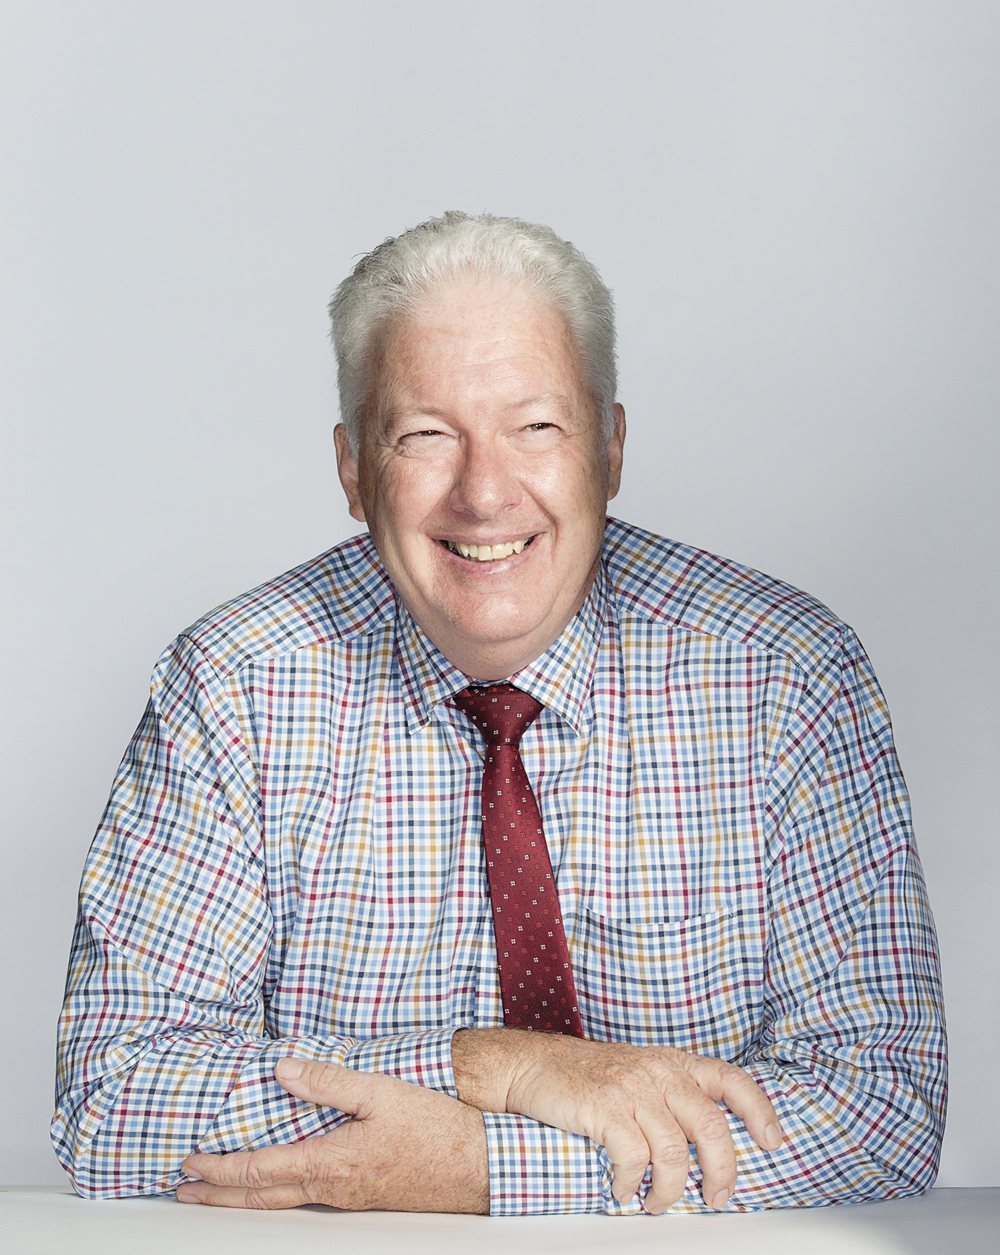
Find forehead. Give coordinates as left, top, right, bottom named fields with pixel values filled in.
left=372, top=279, right=586, bottom=408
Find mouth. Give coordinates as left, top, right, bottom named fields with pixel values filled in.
left=437, top=535, right=537, bottom=563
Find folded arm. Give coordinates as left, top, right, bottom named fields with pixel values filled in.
left=448, top=846, right=944, bottom=1215
left=57, top=629, right=945, bottom=1213
left=445, top=630, right=946, bottom=1215
left=53, top=689, right=465, bottom=1199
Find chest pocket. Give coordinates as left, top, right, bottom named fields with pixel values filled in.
left=571, top=904, right=760, bottom=1059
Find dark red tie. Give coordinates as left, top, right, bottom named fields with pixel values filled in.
left=453, top=683, right=583, bottom=1037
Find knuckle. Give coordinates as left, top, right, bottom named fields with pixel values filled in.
left=616, top=1149, right=649, bottom=1175
left=243, top=1158, right=268, bottom=1190
left=605, top=1060, right=640, bottom=1089
left=244, top=1187, right=273, bottom=1210
left=314, top=1141, right=353, bottom=1188
left=642, top=1049, right=683, bottom=1084
left=311, top=1061, right=343, bottom=1090
left=693, top=1110, right=730, bottom=1142
left=653, top=1140, right=690, bottom=1167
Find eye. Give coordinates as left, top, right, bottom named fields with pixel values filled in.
left=524, top=421, right=556, bottom=432
left=399, top=428, right=447, bottom=441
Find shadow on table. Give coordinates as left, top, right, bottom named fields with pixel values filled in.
left=714, top=1189, right=997, bottom=1255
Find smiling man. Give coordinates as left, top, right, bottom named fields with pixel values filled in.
left=336, top=278, right=622, bottom=681
left=54, top=212, right=946, bottom=1216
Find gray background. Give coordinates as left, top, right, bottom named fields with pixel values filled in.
left=1, top=0, right=996, bottom=1189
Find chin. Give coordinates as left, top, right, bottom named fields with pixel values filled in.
left=452, top=615, right=543, bottom=646
left=443, top=601, right=550, bottom=646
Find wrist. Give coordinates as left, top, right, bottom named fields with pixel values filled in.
left=452, top=1101, right=491, bottom=1215
left=452, top=1028, right=529, bottom=1112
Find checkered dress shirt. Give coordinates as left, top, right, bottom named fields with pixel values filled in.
left=53, top=519, right=946, bottom=1213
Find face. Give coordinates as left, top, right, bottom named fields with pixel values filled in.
left=335, top=280, right=625, bottom=680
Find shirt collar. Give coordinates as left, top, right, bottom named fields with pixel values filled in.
left=394, top=563, right=611, bottom=739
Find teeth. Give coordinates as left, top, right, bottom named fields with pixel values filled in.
left=446, top=538, right=532, bottom=561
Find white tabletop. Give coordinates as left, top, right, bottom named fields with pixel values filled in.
left=3, top=1186, right=998, bottom=1255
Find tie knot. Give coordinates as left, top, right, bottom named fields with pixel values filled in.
left=453, top=683, right=543, bottom=748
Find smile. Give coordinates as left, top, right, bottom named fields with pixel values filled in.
left=439, top=536, right=537, bottom=562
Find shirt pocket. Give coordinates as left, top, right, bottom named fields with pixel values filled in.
left=571, top=904, right=755, bottom=1058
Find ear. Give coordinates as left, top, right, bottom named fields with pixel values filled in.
left=334, top=424, right=367, bottom=522
left=606, top=403, right=626, bottom=501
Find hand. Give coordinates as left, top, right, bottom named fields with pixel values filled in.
left=176, top=1059, right=489, bottom=1213
left=452, top=1029, right=783, bottom=1213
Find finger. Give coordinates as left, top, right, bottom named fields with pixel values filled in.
left=684, top=1097, right=737, bottom=1209
left=632, top=1107, right=691, bottom=1214
left=274, top=1057, right=392, bottom=1117
left=176, top=1179, right=312, bottom=1209
left=599, top=1122, right=655, bottom=1205
left=647, top=1073, right=737, bottom=1210
left=599, top=1099, right=691, bottom=1212
left=684, top=1055, right=784, bottom=1152
left=180, top=1142, right=310, bottom=1189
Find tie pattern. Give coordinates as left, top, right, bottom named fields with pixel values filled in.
left=453, top=683, right=583, bottom=1037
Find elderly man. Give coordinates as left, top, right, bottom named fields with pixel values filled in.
left=54, top=212, right=946, bottom=1216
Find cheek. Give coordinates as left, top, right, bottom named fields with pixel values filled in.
left=537, top=458, right=608, bottom=526
left=365, top=461, right=453, bottom=543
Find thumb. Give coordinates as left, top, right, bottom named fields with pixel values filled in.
left=274, top=1057, right=387, bottom=1115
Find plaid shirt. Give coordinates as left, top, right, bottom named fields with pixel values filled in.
left=53, top=518, right=946, bottom=1213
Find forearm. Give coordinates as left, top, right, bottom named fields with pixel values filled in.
left=719, top=1054, right=942, bottom=1209
left=609, top=1053, right=942, bottom=1214
left=450, top=963, right=944, bottom=1217
left=55, top=1024, right=461, bottom=1198
left=451, top=1054, right=943, bottom=1216
left=54, top=931, right=460, bottom=1198
left=453, top=1029, right=613, bottom=1216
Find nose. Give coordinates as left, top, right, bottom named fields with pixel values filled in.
left=448, top=435, right=522, bottom=520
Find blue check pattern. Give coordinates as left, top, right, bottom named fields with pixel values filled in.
left=53, top=519, right=946, bottom=1213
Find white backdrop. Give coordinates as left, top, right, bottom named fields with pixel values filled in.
left=1, top=0, right=996, bottom=1188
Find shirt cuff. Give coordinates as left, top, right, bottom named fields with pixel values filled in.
left=483, top=1112, right=630, bottom=1215
left=341, top=1028, right=458, bottom=1096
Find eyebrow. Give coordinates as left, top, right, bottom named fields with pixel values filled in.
left=510, top=393, right=574, bottom=417
left=379, top=393, right=575, bottom=433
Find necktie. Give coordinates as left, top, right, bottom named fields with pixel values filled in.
left=453, top=683, right=583, bottom=1037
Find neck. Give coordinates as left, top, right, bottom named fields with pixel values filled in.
left=412, top=563, right=600, bottom=682
left=439, top=633, right=563, bottom=683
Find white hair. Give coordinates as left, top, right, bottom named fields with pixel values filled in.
left=329, top=211, right=618, bottom=453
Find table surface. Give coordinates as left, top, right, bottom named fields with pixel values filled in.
left=3, top=1186, right=998, bottom=1255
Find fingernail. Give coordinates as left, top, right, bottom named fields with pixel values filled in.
left=176, top=1187, right=201, bottom=1205
left=710, top=1189, right=730, bottom=1210
left=765, top=1122, right=784, bottom=1149
left=276, top=1057, right=305, bottom=1080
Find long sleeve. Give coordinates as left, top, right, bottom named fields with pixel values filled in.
left=717, top=627, right=947, bottom=1208
left=482, top=628, right=946, bottom=1215
left=52, top=661, right=457, bottom=1199
left=52, top=527, right=947, bottom=1212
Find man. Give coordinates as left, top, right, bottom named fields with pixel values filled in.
left=53, top=212, right=946, bottom=1216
